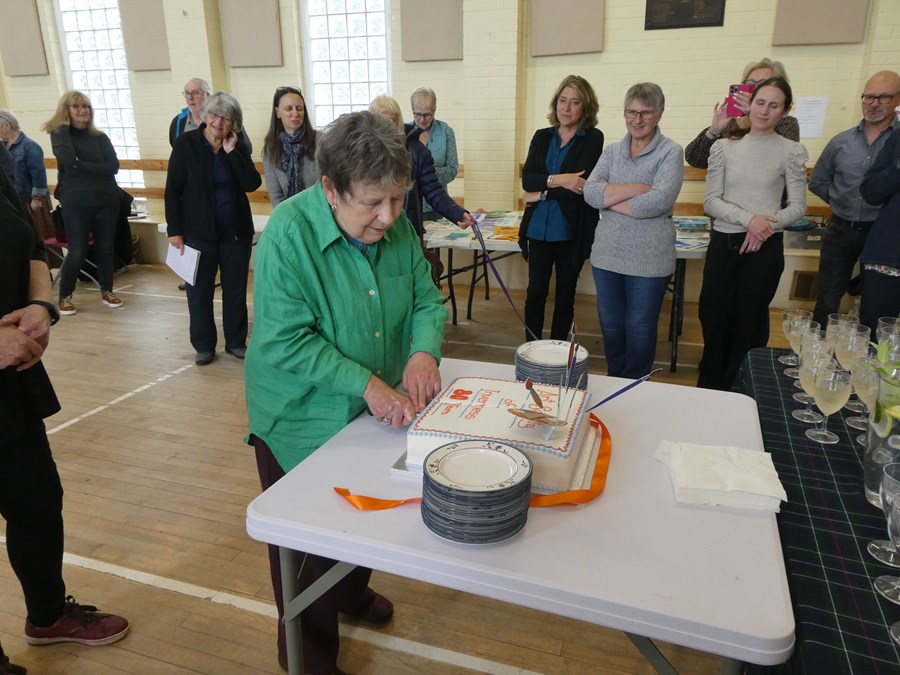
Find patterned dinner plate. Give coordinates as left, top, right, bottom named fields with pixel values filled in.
left=516, top=340, right=588, bottom=367
left=424, top=441, right=531, bottom=492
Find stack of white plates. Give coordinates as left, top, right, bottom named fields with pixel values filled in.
left=515, top=340, right=589, bottom=390
left=421, top=441, right=532, bottom=544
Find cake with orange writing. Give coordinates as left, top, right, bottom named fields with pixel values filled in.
left=407, top=376, right=596, bottom=493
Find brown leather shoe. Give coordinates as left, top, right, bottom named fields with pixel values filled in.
left=345, top=591, right=393, bottom=628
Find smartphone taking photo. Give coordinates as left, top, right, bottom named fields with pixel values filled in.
left=726, top=83, right=756, bottom=117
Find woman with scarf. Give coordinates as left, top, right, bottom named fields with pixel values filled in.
left=262, top=87, right=318, bottom=207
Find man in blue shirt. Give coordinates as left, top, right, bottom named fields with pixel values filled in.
left=809, top=70, right=900, bottom=325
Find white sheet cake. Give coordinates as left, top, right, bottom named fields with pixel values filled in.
left=407, top=376, right=596, bottom=493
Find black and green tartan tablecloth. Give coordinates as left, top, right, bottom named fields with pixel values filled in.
left=739, top=348, right=900, bottom=675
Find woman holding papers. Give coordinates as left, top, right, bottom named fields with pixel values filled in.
left=697, top=78, right=808, bottom=390
left=520, top=75, right=604, bottom=341
left=164, top=92, right=261, bottom=366
left=245, top=111, right=446, bottom=674
left=583, top=82, right=683, bottom=379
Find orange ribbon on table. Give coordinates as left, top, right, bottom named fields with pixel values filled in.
left=333, top=414, right=612, bottom=510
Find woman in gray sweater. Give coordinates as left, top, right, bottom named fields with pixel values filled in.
left=583, top=83, right=683, bottom=378
left=697, top=78, right=808, bottom=390
left=262, top=87, right=318, bottom=207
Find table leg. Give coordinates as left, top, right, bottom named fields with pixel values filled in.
left=467, top=251, right=479, bottom=321
left=719, top=657, right=745, bottom=675
left=446, top=248, right=458, bottom=325
left=625, top=633, right=679, bottom=675
left=279, top=550, right=357, bottom=675
left=669, top=258, right=687, bottom=373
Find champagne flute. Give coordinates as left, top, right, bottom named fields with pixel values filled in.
left=779, top=309, right=811, bottom=367
left=868, top=463, right=900, bottom=567
left=873, top=471, right=900, bottom=603
left=878, top=317, right=900, bottom=349
left=785, top=318, right=817, bottom=378
left=793, top=349, right=829, bottom=423
left=806, top=365, right=851, bottom=444
left=835, top=325, right=872, bottom=414
left=825, top=312, right=859, bottom=354
left=791, top=324, right=823, bottom=390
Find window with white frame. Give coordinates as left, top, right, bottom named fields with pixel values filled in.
left=56, top=0, right=143, bottom=187
left=304, top=0, right=390, bottom=128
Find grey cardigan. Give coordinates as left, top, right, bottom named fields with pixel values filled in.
left=584, top=128, right=684, bottom=277
left=262, top=149, right=319, bottom=207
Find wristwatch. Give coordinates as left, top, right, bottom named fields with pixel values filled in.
left=28, top=300, right=60, bottom=326
left=539, top=191, right=547, bottom=202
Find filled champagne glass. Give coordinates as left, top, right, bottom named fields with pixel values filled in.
left=780, top=309, right=811, bottom=367
left=835, top=325, right=872, bottom=414
left=806, top=365, right=851, bottom=444
left=849, top=356, right=880, bottom=440
left=793, top=349, right=829, bottom=423
left=825, top=312, right=859, bottom=353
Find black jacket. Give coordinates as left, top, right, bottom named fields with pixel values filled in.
left=404, top=123, right=466, bottom=235
left=165, top=126, right=261, bottom=242
left=519, top=126, right=605, bottom=261
left=860, top=128, right=900, bottom=270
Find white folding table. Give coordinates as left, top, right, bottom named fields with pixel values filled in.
left=246, top=359, right=793, bottom=674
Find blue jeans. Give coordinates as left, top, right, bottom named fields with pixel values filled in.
left=592, top=267, right=670, bottom=378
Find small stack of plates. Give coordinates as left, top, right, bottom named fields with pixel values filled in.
left=421, top=441, right=532, bottom=544
left=515, top=340, right=589, bottom=390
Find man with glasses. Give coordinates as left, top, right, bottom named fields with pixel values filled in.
left=810, top=70, right=900, bottom=325
left=169, top=78, right=253, bottom=153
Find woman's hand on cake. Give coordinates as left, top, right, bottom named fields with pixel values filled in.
left=403, top=352, right=442, bottom=412
left=364, top=375, right=416, bottom=428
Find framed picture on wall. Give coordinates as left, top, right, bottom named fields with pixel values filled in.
left=645, top=0, right=726, bottom=30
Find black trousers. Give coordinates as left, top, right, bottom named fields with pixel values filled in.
left=860, top=268, right=900, bottom=334
left=58, top=200, right=118, bottom=297
left=812, top=221, right=870, bottom=326
left=185, top=236, right=252, bottom=353
left=698, top=230, right=785, bottom=391
left=524, top=238, right=582, bottom=341
left=0, top=418, right=66, bottom=627
left=253, top=436, right=373, bottom=672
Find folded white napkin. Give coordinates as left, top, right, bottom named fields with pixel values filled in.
left=655, top=441, right=787, bottom=512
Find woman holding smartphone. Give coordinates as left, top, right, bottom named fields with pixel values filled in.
left=685, top=58, right=799, bottom=169
left=697, top=78, right=808, bottom=390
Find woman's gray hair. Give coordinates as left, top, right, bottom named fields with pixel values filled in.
left=202, top=91, right=243, bottom=133
left=0, top=108, right=21, bottom=131
left=624, top=82, right=666, bottom=112
left=410, top=87, right=436, bottom=112
left=317, top=111, right=412, bottom=198
left=741, top=58, right=789, bottom=83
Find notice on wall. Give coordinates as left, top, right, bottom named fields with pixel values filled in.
left=795, top=97, right=827, bottom=139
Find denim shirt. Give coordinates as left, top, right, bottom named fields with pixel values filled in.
left=528, top=128, right=583, bottom=242
left=6, top=132, right=49, bottom=201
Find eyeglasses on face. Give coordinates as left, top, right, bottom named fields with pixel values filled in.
left=68, top=104, right=91, bottom=111
left=412, top=112, right=434, bottom=120
left=207, top=112, right=233, bottom=125
left=183, top=90, right=205, bottom=99
left=743, top=78, right=768, bottom=87
left=861, top=93, right=898, bottom=105
left=624, top=109, right=656, bottom=120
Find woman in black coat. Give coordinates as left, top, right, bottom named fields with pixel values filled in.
left=520, top=75, right=604, bottom=341
left=165, top=92, right=261, bottom=365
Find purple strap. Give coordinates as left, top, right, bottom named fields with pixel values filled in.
left=470, top=223, right=539, bottom=342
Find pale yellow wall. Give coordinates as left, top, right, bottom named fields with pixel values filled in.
left=1, top=0, right=897, bottom=216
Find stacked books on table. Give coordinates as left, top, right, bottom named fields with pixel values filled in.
left=673, top=216, right=710, bottom=251
left=421, top=441, right=532, bottom=544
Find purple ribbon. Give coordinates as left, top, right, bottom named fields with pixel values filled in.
left=470, top=223, right=539, bottom=342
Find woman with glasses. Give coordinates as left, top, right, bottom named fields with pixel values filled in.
left=697, top=78, right=808, bottom=390
left=409, top=87, right=459, bottom=220
left=685, top=58, right=799, bottom=168
left=520, top=75, right=604, bottom=341
left=43, top=91, right=122, bottom=316
left=165, top=92, right=261, bottom=366
left=583, top=82, right=683, bottom=378
left=262, top=87, right=318, bottom=207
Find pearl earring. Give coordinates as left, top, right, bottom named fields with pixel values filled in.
left=330, top=203, right=336, bottom=212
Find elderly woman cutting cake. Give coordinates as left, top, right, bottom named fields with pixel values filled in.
left=245, top=111, right=447, bottom=674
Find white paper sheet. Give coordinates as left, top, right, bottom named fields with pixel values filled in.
left=165, top=244, right=200, bottom=285
left=795, top=96, right=827, bottom=139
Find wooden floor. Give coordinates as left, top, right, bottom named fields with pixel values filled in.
left=0, top=264, right=789, bottom=674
